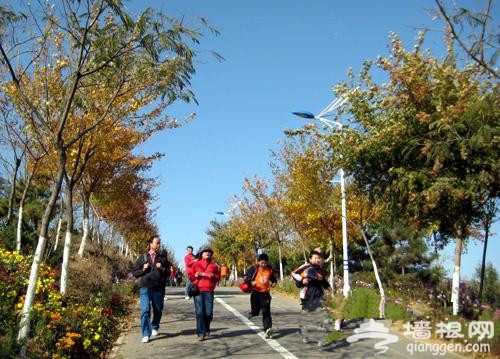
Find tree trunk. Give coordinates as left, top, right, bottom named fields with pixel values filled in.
left=478, top=223, right=489, bottom=313
left=18, top=157, right=65, bottom=343
left=7, top=157, right=21, bottom=224
left=277, top=239, right=284, bottom=281
left=52, top=199, right=64, bottom=252
left=60, top=230, right=72, bottom=294
left=478, top=200, right=496, bottom=314
left=329, top=240, right=334, bottom=290
left=360, top=227, right=386, bottom=318
left=78, top=194, right=91, bottom=256
left=54, top=217, right=62, bottom=252
left=16, top=165, right=35, bottom=251
left=450, top=228, right=464, bottom=315
left=15, top=152, right=42, bottom=252
left=60, top=182, right=74, bottom=295
left=333, top=252, right=337, bottom=294
left=16, top=204, right=24, bottom=252
left=95, top=216, right=101, bottom=244
left=230, top=257, right=236, bottom=280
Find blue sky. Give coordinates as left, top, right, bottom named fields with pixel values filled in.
left=134, top=0, right=498, bottom=280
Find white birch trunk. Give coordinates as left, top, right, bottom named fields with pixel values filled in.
left=18, top=163, right=65, bottom=344
left=329, top=240, right=334, bottom=291
left=16, top=204, right=24, bottom=252
left=78, top=216, right=90, bottom=257
left=54, top=217, right=62, bottom=252
left=451, top=236, right=463, bottom=315
left=278, top=241, right=284, bottom=281
left=360, top=228, right=386, bottom=318
left=60, top=230, right=72, bottom=294
left=17, top=235, right=46, bottom=341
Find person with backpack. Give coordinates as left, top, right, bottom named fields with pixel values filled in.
left=243, top=253, right=277, bottom=339
left=291, top=249, right=331, bottom=344
left=291, top=249, right=330, bottom=313
left=132, top=235, right=170, bottom=343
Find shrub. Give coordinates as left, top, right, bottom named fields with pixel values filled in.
left=385, top=301, right=409, bottom=320
left=341, top=287, right=379, bottom=319
left=0, top=247, right=134, bottom=359
left=275, top=278, right=301, bottom=296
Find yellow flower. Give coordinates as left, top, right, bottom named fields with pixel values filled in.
left=94, top=333, right=100, bottom=341
left=83, top=338, right=91, bottom=349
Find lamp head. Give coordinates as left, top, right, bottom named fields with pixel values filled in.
left=292, top=111, right=315, bottom=119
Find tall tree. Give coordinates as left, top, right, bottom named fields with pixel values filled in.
left=0, top=0, right=216, bottom=344
left=206, top=218, right=248, bottom=279
left=339, top=32, right=499, bottom=314
left=242, top=176, right=290, bottom=280
left=432, top=0, right=498, bottom=79
left=277, top=129, right=347, bottom=288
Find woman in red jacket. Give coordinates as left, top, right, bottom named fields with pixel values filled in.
left=189, top=247, right=221, bottom=341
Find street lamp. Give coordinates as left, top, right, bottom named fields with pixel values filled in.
left=292, top=95, right=351, bottom=298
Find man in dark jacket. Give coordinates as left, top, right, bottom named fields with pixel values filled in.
left=133, top=235, right=170, bottom=343
left=244, top=253, right=277, bottom=339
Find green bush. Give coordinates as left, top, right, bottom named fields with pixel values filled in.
left=275, top=279, right=301, bottom=296
left=341, top=287, right=379, bottom=319
left=385, top=301, right=409, bottom=320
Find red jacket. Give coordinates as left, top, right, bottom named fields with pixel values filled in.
left=189, top=259, right=221, bottom=292
left=184, top=253, right=195, bottom=276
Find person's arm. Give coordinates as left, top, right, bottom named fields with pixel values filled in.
left=184, top=255, right=194, bottom=268
left=188, top=261, right=199, bottom=282
left=243, top=266, right=254, bottom=285
left=202, top=262, right=221, bottom=282
left=159, top=258, right=170, bottom=279
left=132, top=254, right=147, bottom=278
left=316, top=267, right=330, bottom=289
left=270, top=267, right=278, bottom=286
left=291, top=263, right=309, bottom=287
left=212, top=263, right=221, bottom=282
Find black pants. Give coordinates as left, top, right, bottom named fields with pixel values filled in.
left=302, top=286, right=323, bottom=312
left=250, top=291, right=272, bottom=330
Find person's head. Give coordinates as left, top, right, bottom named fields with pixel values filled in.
left=199, top=247, right=213, bottom=260
left=257, top=253, right=269, bottom=267
left=308, top=250, right=322, bottom=266
left=186, top=245, right=193, bottom=254
left=148, top=236, right=161, bottom=252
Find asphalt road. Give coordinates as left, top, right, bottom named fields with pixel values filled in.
left=108, top=286, right=466, bottom=359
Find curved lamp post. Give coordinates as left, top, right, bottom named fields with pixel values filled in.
left=292, top=96, right=351, bottom=298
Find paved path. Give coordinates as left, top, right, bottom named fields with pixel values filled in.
left=108, top=286, right=466, bottom=359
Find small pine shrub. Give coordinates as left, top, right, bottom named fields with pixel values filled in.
left=342, top=287, right=379, bottom=319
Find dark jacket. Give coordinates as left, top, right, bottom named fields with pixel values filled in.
left=132, top=252, right=170, bottom=289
